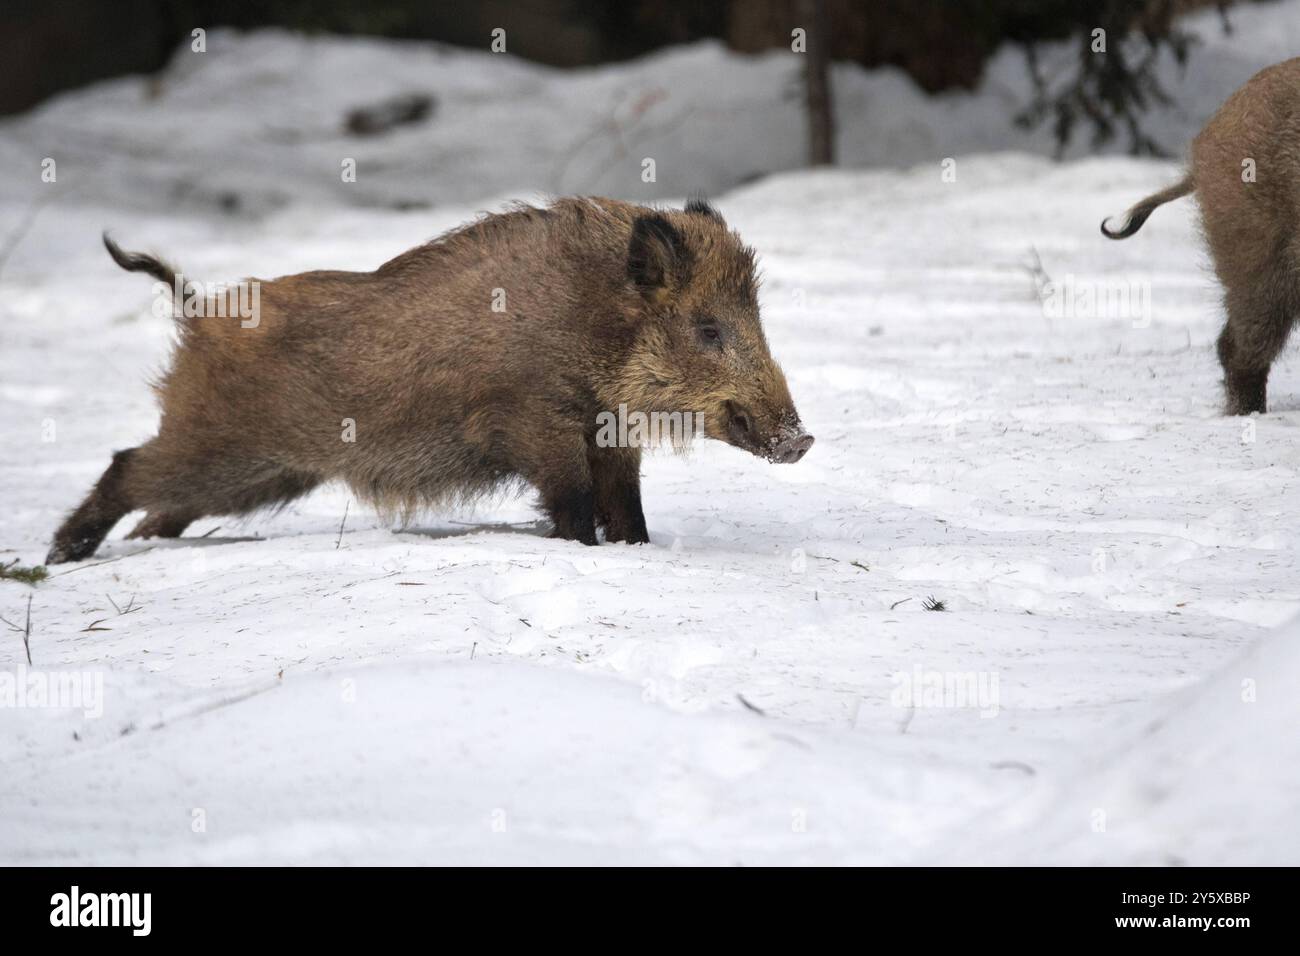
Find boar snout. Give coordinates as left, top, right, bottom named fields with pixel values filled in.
left=724, top=400, right=814, bottom=463
left=771, top=429, right=814, bottom=464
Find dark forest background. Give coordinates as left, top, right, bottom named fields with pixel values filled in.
left=4, top=1, right=1245, bottom=111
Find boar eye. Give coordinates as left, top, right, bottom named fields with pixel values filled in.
left=695, top=320, right=723, bottom=347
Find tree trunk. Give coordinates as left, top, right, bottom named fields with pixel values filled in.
left=798, top=0, right=835, bottom=166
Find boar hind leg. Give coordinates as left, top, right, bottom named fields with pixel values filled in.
left=125, top=448, right=322, bottom=528
left=126, top=510, right=196, bottom=540
left=46, top=448, right=140, bottom=564
left=589, top=445, right=648, bottom=544
left=1217, top=279, right=1299, bottom=416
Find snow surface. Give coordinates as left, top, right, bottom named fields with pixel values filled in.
left=1, top=3, right=1299, bottom=864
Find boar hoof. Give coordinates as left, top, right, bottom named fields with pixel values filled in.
left=1224, top=371, right=1268, bottom=416
left=549, top=525, right=599, bottom=546
left=546, top=488, right=598, bottom=545
left=604, top=524, right=650, bottom=545
left=45, top=537, right=95, bottom=565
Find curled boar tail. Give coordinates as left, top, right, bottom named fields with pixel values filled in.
left=102, top=232, right=194, bottom=302
left=1100, top=175, right=1194, bottom=239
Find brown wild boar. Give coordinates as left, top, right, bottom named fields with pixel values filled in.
left=1102, top=57, right=1300, bottom=415
left=46, top=198, right=814, bottom=563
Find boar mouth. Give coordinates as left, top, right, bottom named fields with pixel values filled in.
left=723, top=401, right=815, bottom=463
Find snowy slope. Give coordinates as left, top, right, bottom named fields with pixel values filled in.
left=3, top=6, right=1300, bottom=865
left=954, top=615, right=1300, bottom=866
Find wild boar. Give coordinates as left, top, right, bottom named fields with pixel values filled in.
left=46, top=198, right=814, bottom=563
left=1101, top=57, right=1300, bottom=415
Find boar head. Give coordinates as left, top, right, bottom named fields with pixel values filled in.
left=618, top=199, right=814, bottom=464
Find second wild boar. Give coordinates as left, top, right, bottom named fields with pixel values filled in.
left=1102, top=56, right=1300, bottom=415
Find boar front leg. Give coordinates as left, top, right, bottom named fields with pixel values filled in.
left=522, top=429, right=598, bottom=545
left=545, top=486, right=598, bottom=545
left=588, top=444, right=649, bottom=544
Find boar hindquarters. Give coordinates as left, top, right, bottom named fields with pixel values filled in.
left=1102, top=57, right=1300, bottom=415
left=1195, top=58, right=1300, bottom=415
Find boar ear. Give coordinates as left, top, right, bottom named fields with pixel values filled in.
left=627, top=213, right=690, bottom=298
left=685, top=197, right=722, bottom=221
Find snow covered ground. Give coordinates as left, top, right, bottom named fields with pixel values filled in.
left=2, top=4, right=1299, bottom=865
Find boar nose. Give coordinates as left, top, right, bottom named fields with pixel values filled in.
left=773, top=432, right=814, bottom=463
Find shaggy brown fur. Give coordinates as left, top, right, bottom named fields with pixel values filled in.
left=47, top=198, right=813, bottom=563
left=1102, top=57, right=1300, bottom=415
